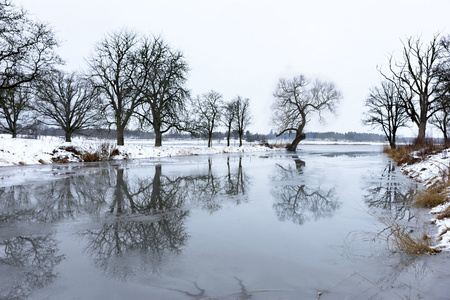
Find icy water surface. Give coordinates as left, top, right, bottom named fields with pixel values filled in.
left=0, top=144, right=449, bottom=299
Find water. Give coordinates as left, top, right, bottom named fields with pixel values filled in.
left=0, top=144, right=449, bottom=299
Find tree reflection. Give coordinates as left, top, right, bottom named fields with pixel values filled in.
left=188, top=157, right=252, bottom=212
left=223, top=157, right=251, bottom=203
left=364, top=161, right=415, bottom=221
left=79, top=158, right=252, bottom=279
left=0, top=233, right=64, bottom=300
left=0, top=157, right=253, bottom=283
left=80, top=212, right=189, bottom=280
left=271, top=157, right=340, bottom=225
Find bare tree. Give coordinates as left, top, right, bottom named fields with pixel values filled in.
left=431, top=35, right=450, bottom=145
left=383, top=35, right=445, bottom=144
left=272, top=75, right=341, bottom=151
left=233, top=96, right=251, bottom=147
left=189, top=90, right=223, bottom=147
left=0, top=0, right=60, bottom=91
left=221, top=100, right=236, bottom=147
left=363, top=81, right=409, bottom=149
left=0, top=84, right=32, bottom=137
left=133, top=36, right=189, bottom=147
left=87, top=30, right=141, bottom=146
left=33, top=70, right=101, bottom=142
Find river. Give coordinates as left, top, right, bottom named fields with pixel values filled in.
left=0, top=144, right=449, bottom=299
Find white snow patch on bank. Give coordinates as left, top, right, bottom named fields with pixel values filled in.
left=0, top=135, right=277, bottom=167
left=401, top=149, right=450, bottom=252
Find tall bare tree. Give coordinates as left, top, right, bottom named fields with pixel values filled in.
left=0, top=84, right=32, bottom=137
left=0, top=0, right=60, bottom=91
left=431, top=35, right=450, bottom=145
left=33, top=70, right=101, bottom=142
left=233, top=95, right=251, bottom=147
left=87, top=30, right=141, bottom=146
left=133, top=36, right=189, bottom=147
left=221, top=100, right=236, bottom=147
left=383, top=35, right=444, bottom=144
left=363, top=81, right=409, bottom=149
left=272, top=75, right=341, bottom=151
left=189, top=90, right=223, bottom=147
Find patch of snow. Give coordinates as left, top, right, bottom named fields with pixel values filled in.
left=0, top=134, right=277, bottom=167
left=399, top=149, right=450, bottom=252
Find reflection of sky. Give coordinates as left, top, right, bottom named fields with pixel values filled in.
left=1, top=147, right=449, bottom=298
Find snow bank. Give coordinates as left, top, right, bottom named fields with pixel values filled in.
left=0, top=135, right=277, bottom=167
left=401, top=149, right=450, bottom=252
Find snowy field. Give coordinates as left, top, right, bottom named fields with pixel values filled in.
left=0, top=134, right=280, bottom=166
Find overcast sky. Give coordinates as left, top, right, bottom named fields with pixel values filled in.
left=18, top=0, right=450, bottom=136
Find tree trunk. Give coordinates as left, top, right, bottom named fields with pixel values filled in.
left=117, top=126, right=124, bottom=146
left=65, top=131, right=72, bottom=143
left=286, top=132, right=306, bottom=151
left=208, top=131, right=212, bottom=147
left=415, top=121, right=427, bottom=145
left=155, top=131, right=162, bottom=147
left=226, top=128, right=231, bottom=147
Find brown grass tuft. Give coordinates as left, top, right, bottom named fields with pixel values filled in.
left=110, top=148, right=120, bottom=156
left=81, top=152, right=100, bottom=162
left=413, top=180, right=450, bottom=208
left=385, top=140, right=446, bottom=166
left=376, top=215, right=440, bottom=255
left=436, top=206, right=450, bottom=220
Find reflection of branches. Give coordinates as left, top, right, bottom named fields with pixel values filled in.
left=223, top=157, right=251, bottom=203
left=80, top=211, right=189, bottom=280
left=272, top=185, right=339, bottom=225
left=271, top=158, right=339, bottom=225
left=184, top=157, right=252, bottom=213
left=0, top=233, right=64, bottom=300
left=272, top=156, right=305, bottom=181
left=0, top=185, right=33, bottom=222
left=166, top=281, right=207, bottom=299
left=364, top=161, right=415, bottom=221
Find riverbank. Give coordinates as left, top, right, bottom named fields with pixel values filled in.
left=398, top=148, right=450, bottom=251
left=0, top=135, right=280, bottom=167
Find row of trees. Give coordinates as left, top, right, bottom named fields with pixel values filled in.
left=0, top=1, right=252, bottom=147
left=364, top=34, right=450, bottom=148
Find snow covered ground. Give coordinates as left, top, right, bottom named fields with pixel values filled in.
left=402, top=149, right=450, bottom=251
left=0, top=134, right=278, bottom=166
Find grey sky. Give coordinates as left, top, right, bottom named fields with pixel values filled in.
left=18, top=0, right=450, bottom=136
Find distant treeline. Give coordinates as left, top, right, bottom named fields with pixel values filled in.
left=305, top=131, right=385, bottom=142
left=19, top=126, right=401, bottom=143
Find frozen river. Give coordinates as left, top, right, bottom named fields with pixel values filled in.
left=0, top=144, right=449, bottom=299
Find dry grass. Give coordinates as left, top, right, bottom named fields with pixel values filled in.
left=376, top=215, right=441, bottom=255
left=269, top=143, right=289, bottom=149
left=414, top=182, right=450, bottom=208
left=81, top=142, right=118, bottom=162
left=385, top=140, right=446, bottom=166
left=81, top=152, right=101, bottom=162
left=436, top=206, right=450, bottom=220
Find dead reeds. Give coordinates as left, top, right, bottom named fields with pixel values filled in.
left=384, top=140, right=446, bottom=166
left=375, top=214, right=440, bottom=255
